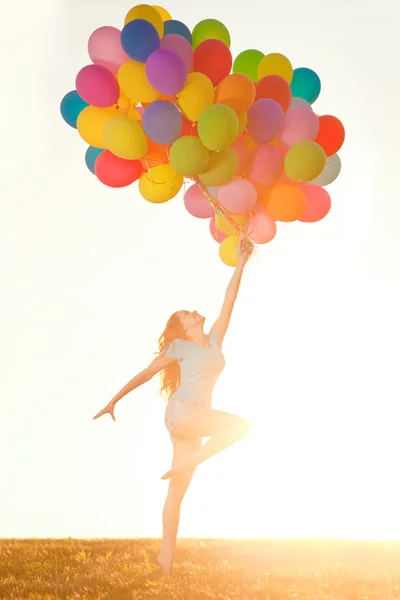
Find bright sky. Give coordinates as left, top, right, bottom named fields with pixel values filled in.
left=1, top=0, right=399, bottom=540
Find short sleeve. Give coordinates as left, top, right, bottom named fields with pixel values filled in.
left=209, top=329, right=222, bottom=348
left=164, top=338, right=184, bottom=361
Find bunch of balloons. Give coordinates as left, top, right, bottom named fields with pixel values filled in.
left=60, top=4, right=345, bottom=266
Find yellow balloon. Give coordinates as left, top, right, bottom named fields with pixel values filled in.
left=124, top=4, right=164, bottom=37
left=284, top=140, right=326, bottom=182
left=176, top=72, right=215, bottom=123
left=169, top=136, right=210, bottom=176
left=257, top=53, right=293, bottom=84
left=153, top=5, right=172, bottom=21
left=215, top=212, right=247, bottom=235
left=103, top=116, right=147, bottom=159
left=199, top=147, right=238, bottom=186
left=236, top=112, right=248, bottom=140
left=219, top=235, right=240, bottom=267
left=118, top=60, right=159, bottom=103
left=77, top=106, right=110, bottom=148
left=139, top=164, right=183, bottom=203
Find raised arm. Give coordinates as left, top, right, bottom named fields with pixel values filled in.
left=210, top=240, right=252, bottom=345
left=93, top=354, right=175, bottom=421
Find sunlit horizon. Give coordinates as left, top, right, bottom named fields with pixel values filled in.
left=2, top=0, right=399, bottom=541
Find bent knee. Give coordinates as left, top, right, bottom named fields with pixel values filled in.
left=234, top=416, right=251, bottom=439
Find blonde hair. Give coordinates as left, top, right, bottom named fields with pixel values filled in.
left=157, top=312, right=188, bottom=401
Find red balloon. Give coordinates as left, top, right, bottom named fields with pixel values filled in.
left=314, top=115, right=345, bottom=156
left=95, top=151, right=143, bottom=187
left=256, top=75, right=292, bottom=112
left=298, top=184, right=331, bottom=222
left=193, top=39, right=232, bottom=86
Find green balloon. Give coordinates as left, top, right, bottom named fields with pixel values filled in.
left=233, top=50, right=264, bottom=82
left=198, top=104, right=238, bottom=152
left=192, top=19, right=231, bottom=49
left=169, top=136, right=210, bottom=177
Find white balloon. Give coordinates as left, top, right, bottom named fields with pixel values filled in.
left=310, top=153, right=341, bottom=186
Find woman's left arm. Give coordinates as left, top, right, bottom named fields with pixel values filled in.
left=210, top=241, right=252, bottom=344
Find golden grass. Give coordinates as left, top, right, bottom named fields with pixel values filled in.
left=1, top=538, right=400, bottom=599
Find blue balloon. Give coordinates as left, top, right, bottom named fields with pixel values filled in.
left=60, top=90, right=89, bottom=129
left=85, top=147, right=104, bottom=174
left=142, top=100, right=183, bottom=145
left=121, top=19, right=160, bottom=62
left=290, top=68, right=321, bottom=105
left=163, top=20, right=192, bottom=44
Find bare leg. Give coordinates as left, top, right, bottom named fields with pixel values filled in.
left=161, top=409, right=251, bottom=480
left=157, top=437, right=201, bottom=573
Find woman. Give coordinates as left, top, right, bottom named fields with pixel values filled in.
left=93, top=240, right=253, bottom=573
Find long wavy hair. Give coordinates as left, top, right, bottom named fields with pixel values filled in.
left=157, top=311, right=188, bottom=402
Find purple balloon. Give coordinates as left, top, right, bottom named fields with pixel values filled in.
left=142, top=100, right=183, bottom=145
left=247, top=98, right=284, bottom=143
left=145, top=48, right=187, bottom=96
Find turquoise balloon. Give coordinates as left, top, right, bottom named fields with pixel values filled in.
left=60, top=90, right=89, bottom=129
left=85, top=146, right=104, bottom=174
left=290, top=68, right=321, bottom=104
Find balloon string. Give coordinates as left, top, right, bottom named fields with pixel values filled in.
left=193, top=177, right=255, bottom=258
left=170, top=173, right=180, bottom=189
left=143, top=158, right=155, bottom=186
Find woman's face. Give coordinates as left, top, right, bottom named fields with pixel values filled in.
left=178, top=310, right=205, bottom=332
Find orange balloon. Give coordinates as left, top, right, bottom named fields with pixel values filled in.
left=215, top=73, right=256, bottom=115
left=261, top=184, right=307, bottom=222
left=256, top=75, right=292, bottom=112
left=141, top=138, right=169, bottom=168
left=159, top=93, right=175, bottom=102
left=181, top=117, right=198, bottom=137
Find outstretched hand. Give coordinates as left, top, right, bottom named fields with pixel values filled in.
left=93, top=401, right=116, bottom=422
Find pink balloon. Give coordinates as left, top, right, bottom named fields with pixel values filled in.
left=290, top=97, right=311, bottom=109
left=247, top=99, right=284, bottom=143
left=248, top=205, right=277, bottom=244
left=210, top=217, right=228, bottom=242
left=88, top=26, right=130, bottom=74
left=231, top=136, right=248, bottom=175
left=298, top=185, right=331, bottom=222
left=244, top=144, right=284, bottom=186
left=160, top=34, right=194, bottom=73
left=218, top=178, right=257, bottom=215
left=76, top=64, right=120, bottom=107
left=279, top=105, right=320, bottom=146
left=146, top=49, right=187, bottom=96
left=184, top=185, right=214, bottom=219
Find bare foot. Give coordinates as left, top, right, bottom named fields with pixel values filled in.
left=155, top=553, right=173, bottom=574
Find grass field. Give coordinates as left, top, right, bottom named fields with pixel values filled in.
left=1, top=538, right=400, bottom=599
